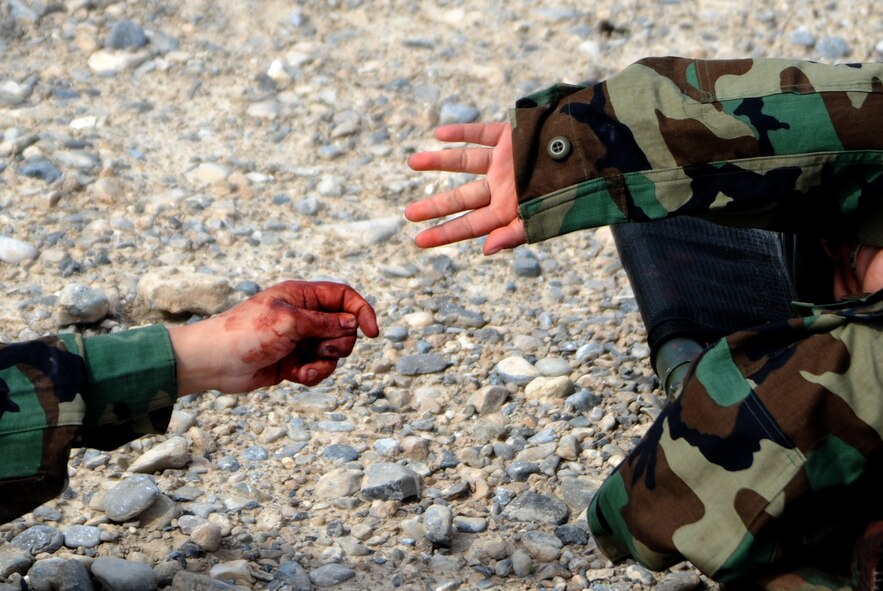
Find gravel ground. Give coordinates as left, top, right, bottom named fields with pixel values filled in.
left=0, top=1, right=881, bottom=590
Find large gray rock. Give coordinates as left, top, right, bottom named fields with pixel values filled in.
left=11, top=525, right=63, bottom=555
left=0, top=548, right=33, bottom=578
left=105, top=20, right=148, bottom=49
left=274, top=561, right=311, bottom=590
left=423, top=504, right=453, bottom=548
left=91, top=557, right=157, bottom=591
left=502, top=490, right=570, bottom=525
left=395, top=353, right=448, bottom=376
left=62, top=525, right=101, bottom=549
left=309, top=563, right=356, bottom=587
left=360, top=463, right=420, bottom=500
left=27, top=558, right=93, bottom=591
left=103, top=474, right=160, bottom=522
left=55, top=283, right=110, bottom=325
left=171, top=571, right=246, bottom=591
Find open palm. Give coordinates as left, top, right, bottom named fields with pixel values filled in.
left=405, top=122, right=525, bottom=255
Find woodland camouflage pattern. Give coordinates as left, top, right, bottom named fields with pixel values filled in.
left=508, top=57, right=883, bottom=586
left=0, top=325, right=176, bottom=522
left=589, top=294, right=883, bottom=583
left=511, top=57, right=883, bottom=245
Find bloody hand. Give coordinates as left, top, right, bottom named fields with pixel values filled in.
left=168, top=280, right=379, bottom=395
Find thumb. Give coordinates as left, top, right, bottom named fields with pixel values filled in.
left=484, top=219, right=526, bottom=255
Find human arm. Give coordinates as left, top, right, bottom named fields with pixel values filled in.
left=0, top=280, right=378, bottom=522
left=407, top=57, right=883, bottom=250
left=167, top=280, right=379, bottom=395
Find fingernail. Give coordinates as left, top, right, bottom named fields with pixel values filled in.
left=485, top=246, right=501, bottom=256
left=340, top=315, right=357, bottom=329
left=320, top=345, right=338, bottom=357
left=305, top=369, right=318, bottom=382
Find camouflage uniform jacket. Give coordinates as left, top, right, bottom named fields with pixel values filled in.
left=510, top=57, right=883, bottom=583
left=0, top=325, right=177, bottom=523
left=512, top=57, right=883, bottom=246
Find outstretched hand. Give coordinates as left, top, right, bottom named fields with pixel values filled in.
left=168, top=281, right=379, bottom=395
left=405, top=122, right=525, bottom=255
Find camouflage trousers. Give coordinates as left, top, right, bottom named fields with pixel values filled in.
left=588, top=291, right=883, bottom=585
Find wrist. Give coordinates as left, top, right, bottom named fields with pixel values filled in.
left=167, top=323, right=216, bottom=397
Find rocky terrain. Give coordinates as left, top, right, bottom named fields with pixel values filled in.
left=0, top=0, right=881, bottom=589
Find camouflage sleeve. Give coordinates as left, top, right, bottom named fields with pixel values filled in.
left=511, top=57, right=883, bottom=245
left=588, top=293, right=883, bottom=583
left=0, top=325, right=177, bottom=522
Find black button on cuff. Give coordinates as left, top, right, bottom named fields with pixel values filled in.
left=546, top=136, right=571, bottom=160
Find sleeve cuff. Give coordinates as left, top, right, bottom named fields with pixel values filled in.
left=60, top=324, right=178, bottom=435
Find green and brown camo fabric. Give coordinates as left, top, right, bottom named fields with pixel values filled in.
left=511, top=57, right=883, bottom=246
left=0, top=326, right=176, bottom=522
left=509, top=57, right=883, bottom=585
left=588, top=292, right=883, bottom=583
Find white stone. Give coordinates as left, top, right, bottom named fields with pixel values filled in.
left=87, top=49, right=150, bottom=75
left=246, top=99, right=279, bottom=119
left=266, top=59, right=291, bottom=83
left=188, top=162, right=231, bottom=185
left=327, top=216, right=404, bottom=247
left=0, top=79, right=31, bottom=106
left=70, top=116, right=99, bottom=130
left=495, top=356, right=540, bottom=385
left=317, top=175, right=343, bottom=197
left=128, top=436, right=190, bottom=473
left=524, top=376, right=575, bottom=400
left=402, top=311, right=434, bottom=329
left=535, top=357, right=571, bottom=377
left=0, top=236, right=37, bottom=265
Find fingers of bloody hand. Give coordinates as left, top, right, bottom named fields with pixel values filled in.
left=275, top=281, right=380, bottom=337
left=286, top=307, right=360, bottom=341
left=316, top=335, right=358, bottom=359
left=267, top=281, right=379, bottom=338
left=276, top=356, right=339, bottom=387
